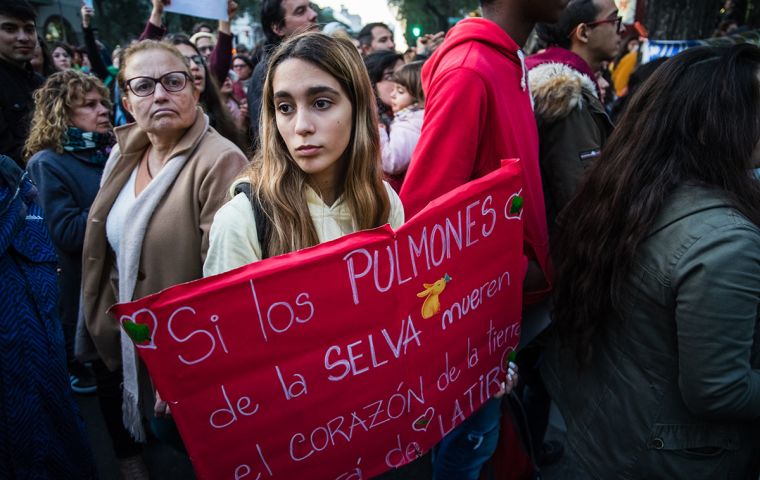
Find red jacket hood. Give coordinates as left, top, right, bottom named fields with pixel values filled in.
left=422, top=18, right=524, bottom=93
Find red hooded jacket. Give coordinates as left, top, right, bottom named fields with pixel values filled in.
left=400, top=18, right=552, bottom=301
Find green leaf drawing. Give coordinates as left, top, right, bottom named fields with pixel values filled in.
left=122, top=319, right=151, bottom=344
left=509, top=195, right=524, bottom=215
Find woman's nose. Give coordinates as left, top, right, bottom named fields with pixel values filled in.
left=294, top=109, right=315, bottom=136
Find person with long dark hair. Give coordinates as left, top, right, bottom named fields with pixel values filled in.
left=51, top=41, right=74, bottom=71
left=169, top=36, right=248, bottom=152
left=543, top=44, right=760, bottom=479
left=141, top=0, right=238, bottom=86
left=363, top=49, right=403, bottom=131
left=30, top=34, right=56, bottom=77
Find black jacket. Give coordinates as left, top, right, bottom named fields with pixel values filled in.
left=26, top=148, right=104, bottom=333
left=0, top=59, right=43, bottom=166
left=246, top=47, right=273, bottom=148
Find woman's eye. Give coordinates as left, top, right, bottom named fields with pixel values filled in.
left=277, top=103, right=294, bottom=114
left=314, top=99, right=332, bottom=110
left=133, top=82, right=151, bottom=94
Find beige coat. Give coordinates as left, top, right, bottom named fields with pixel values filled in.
left=82, top=109, right=248, bottom=371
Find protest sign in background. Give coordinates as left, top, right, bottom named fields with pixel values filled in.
left=164, top=0, right=228, bottom=21
left=640, top=30, right=760, bottom=63
left=110, top=160, right=526, bottom=480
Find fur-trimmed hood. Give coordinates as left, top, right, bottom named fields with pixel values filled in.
left=526, top=47, right=601, bottom=123
left=529, top=63, right=599, bottom=121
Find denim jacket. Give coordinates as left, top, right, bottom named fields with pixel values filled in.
left=543, top=184, right=760, bottom=479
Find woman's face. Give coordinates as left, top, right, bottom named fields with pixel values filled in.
left=232, top=58, right=252, bottom=81
left=52, top=46, right=71, bottom=70
left=221, top=76, right=233, bottom=95
left=272, top=58, right=352, bottom=188
left=375, top=59, right=404, bottom=108
left=69, top=90, right=112, bottom=134
left=175, top=43, right=206, bottom=94
left=30, top=42, right=43, bottom=73
left=121, top=49, right=199, bottom=136
left=195, top=36, right=215, bottom=60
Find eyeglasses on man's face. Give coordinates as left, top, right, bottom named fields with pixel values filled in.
left=125, top=71, right=190, bottom=97
left=568, top=15, right=624, bottom=38
left=587, top=15, right=624, bottom=33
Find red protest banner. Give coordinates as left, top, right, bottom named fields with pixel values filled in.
left=110, top=160, right=526, bottom=480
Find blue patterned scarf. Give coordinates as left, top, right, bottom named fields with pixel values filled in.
left=63, top=127, right=115, bottom=166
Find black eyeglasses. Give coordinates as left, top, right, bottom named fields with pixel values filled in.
left=568, top=15, right=624, bottom=38
left=125, top=71, right=190, bottom=97
left=184, top=54, right=205, bottom=66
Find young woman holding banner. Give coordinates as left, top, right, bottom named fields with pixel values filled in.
left=203, top=31, right=405, bottom=274
left=203, top=33, right=520, bottom=477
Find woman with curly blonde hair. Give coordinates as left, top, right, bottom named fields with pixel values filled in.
left=204, top=31, right=404, bottom=274
left=25, top=70, right=113, bottom=389
left=25, top=69, right=112, bottom=158
left=23, top=69, right=141, bottom=473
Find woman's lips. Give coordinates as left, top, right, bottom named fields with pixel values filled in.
left=295, top=146, right=322, bottom=156
left=152, top=108, right=176, bottom=117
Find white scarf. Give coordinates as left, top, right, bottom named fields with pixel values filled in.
left=102, top=115, right=208, bottom=441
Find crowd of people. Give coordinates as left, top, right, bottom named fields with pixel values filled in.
left=0, top=0, right=759, bottom=478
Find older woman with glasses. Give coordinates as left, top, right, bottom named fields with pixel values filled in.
left=81, top=40, right=248, bottom=465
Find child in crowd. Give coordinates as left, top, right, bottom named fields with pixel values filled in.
left=379, top=61, right=425, bottom=192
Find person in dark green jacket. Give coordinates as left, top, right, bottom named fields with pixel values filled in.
left=544, top=44, right=760, bottom=479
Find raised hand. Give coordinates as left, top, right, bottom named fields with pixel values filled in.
left=81, top=4, right=94, bottom=28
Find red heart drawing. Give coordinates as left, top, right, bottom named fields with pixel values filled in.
left=412, top=407, right=435, bottom=432
left=505, top=189, right=524, bottom=220
left=119, top=308, right=159, bottom=350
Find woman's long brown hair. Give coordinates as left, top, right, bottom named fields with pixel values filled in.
left=242, top=31, right=390, bottom=257
left=552, top=44, right=760, bottom=365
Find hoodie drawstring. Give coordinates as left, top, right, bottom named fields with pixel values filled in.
left=517, top=49, right=528, bottom=92
left=517, top=49, right=535, bottom=110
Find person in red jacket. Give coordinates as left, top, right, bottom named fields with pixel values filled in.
left=399, top=0, right=566, bottom=478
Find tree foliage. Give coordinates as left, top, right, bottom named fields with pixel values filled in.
left=644, top=0, right=723, bottom=39
left=91, top=0, right=151, bottom=48
left=388, top=0, right=478, bottom=43
left=643, top=0, right=760, bottom=39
